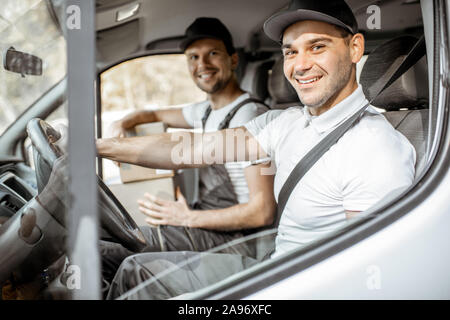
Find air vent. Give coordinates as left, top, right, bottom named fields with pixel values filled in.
left=0, top=194, right=23, bottom=217
left=1, top=199, right=20, bottom=213
left=3, top=176, right=33, bottom=201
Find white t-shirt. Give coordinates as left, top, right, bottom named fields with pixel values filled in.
left=182, top=93, right=268, bottom=203
left=245, top=86, right=416, bottom=257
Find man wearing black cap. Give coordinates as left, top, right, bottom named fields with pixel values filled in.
left=100, top=18, right=275, bottom=284
left=99, top=0, right=415, bottom=299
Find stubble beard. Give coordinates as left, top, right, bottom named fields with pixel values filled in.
left=196, top=74, right=232, bottom=95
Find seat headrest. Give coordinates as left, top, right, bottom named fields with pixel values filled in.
left=360, top=35, right=428, bottom=111
left=268, top=56, right=301, bottom=107
left=240, top=59, right=274, bottom=101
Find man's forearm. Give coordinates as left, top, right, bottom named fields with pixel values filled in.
left=97, top=133, right=198, bottom=169
left=187, top=196, right=275, bottom=231
left=98, top=127, right=265, bottom=167
left=121, top=110, right=157, bottom=129
left=97, top=131, right=230, bottom=169
left=121, top=108, right=191, bottom=130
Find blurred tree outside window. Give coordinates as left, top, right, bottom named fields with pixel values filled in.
left=100, top=54, right=206, bottom=117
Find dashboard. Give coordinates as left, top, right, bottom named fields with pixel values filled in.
left=0, top=165, right=37, bottom=224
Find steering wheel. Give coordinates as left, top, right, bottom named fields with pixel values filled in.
left=26, top=118, right=147, bottom=252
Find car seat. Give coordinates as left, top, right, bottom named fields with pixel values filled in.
left=241, top=55, right=302, bottom=109
left=267, top=56, right=302, bottom=109
left=240, top=59, right=275, bottom=102
left=359, top=35, right=429, bottom=177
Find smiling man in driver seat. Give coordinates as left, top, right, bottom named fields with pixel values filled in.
left=97, top=0, right=416, bottom=299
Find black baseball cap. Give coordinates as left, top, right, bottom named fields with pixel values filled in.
left=179, top=17, right=235, bottom=55
left=264, top=0, right=358, bottom=43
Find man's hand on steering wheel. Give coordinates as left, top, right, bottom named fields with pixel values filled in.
left=26, top=118, right=148, bottom=252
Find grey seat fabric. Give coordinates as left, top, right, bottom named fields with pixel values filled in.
left=267, top=56, right=302, bottom=109
left=360, top=35, right=429, bottom=177
left=240, top=59, right=274, bottom=102
left=241, top=55, right=302, bottom=109
left=383, top=109, right=428, bottom=174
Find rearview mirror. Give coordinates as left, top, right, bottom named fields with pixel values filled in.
left=3, top=47, right=43, bottom=77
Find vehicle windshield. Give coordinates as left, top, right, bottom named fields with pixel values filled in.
left=0, top=0, right=66, bottom=136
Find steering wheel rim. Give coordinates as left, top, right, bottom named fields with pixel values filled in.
left=26, top=118, right=148, bottom=252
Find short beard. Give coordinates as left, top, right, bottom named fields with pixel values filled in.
left=198, top=77, right=230, bottom=94
left=299, top=58, right=353, bottom=109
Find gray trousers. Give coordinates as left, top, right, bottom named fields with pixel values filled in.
left=100, top=225, right=257, bottom=285
left=105, top=229, right=277, bottom=299
left=107, top=251, right=259, bottom=300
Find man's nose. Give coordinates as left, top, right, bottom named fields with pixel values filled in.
left=197, top=54, right=210, bottom=68
left=293, top=53, right=313, bottom=73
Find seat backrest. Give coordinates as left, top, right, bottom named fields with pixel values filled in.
left=383, top=109, right=428, bottom=174
left=360, top=35, right=429, bottom=177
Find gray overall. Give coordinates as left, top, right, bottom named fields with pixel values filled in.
left=101, top=98, right=268, bottom=286
left=192, top=98, right=262, bottom=210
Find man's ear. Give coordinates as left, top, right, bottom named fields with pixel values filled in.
left=350, top=33, right=365, bottom=64
left=231, top=52, right=239, bottom=70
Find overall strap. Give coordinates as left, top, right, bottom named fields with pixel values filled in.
left=201, top=98, right=267, bottom=130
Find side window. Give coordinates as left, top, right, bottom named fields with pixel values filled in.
left=100, top=54, right=206, bottom=182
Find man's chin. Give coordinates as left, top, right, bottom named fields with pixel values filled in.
left=298, top=94, right=324, bottom=108
left=196, top=84, right=216, bottom=94
left=198, top=81, right=226, bottom=95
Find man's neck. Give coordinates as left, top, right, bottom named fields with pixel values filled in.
left=208, top=79, right=245, bottom=110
